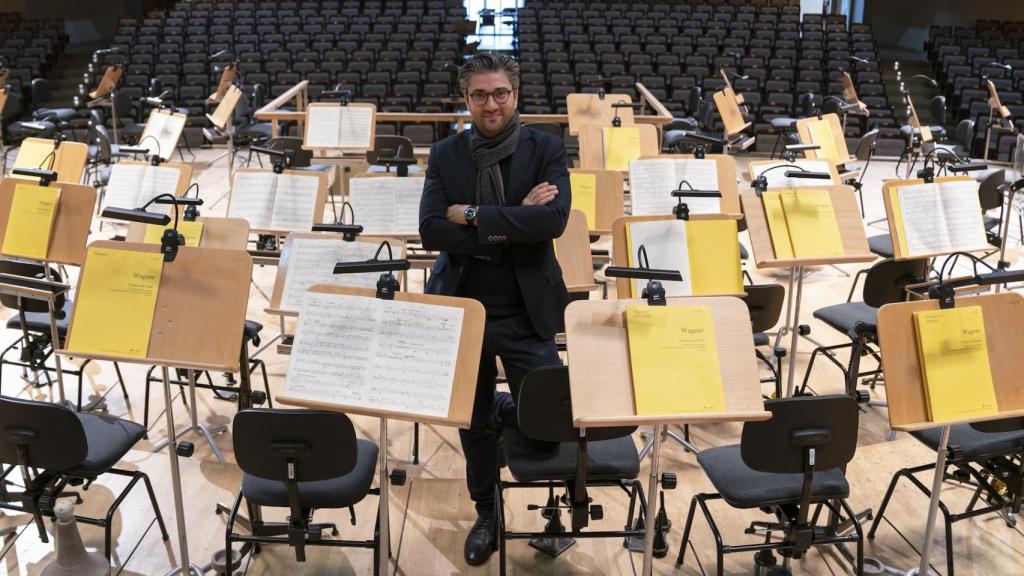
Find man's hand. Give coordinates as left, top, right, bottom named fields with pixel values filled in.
left=447, top=204, right=473, bottom=226
left=522, top=182, right=559, bottom=206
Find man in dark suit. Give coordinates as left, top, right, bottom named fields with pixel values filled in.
left=419, top=52, right=571, bottom=566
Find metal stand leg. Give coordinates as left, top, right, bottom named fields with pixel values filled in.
left=637, top=425, right=698, bottom=461
left=641, top=423, right=662, bottom=576
left=160, top=367, right=204, bottom=576
left=150, top=370, right=227, bottom=464
left=379, top=417, right=391, bottom=576
left=785, top=267, right=805, bottom=397
left=111, top=92, right=119, bottom=145
left=906, top=426, right=950, bottom=576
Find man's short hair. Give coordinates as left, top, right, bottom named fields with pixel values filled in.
left=458, top=52, right=521, bottom=95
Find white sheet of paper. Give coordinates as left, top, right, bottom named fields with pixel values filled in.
left=280, top=238, right=393, bottom=311
left=227, top=171, right=276, bottom=229
left=752, top=160, right=834, bottom=188
left=626, top=219, right=691, bottom=296
left=899, top=183, right=951, bottom=255
left=141, top=111, right=184, bottom=160
left=393, top=177, right=425, bottom=235
left=337, top=106, right=374, bottom=149
left=305, top=106, right=343, bottom=148
left=284, top=292, right=464, bottom=419
left=102, top=163, right=147, bottom=211
left=139, top=165, right=182, bottom=215
left=271, top=173, right=321, bottom=231
left=938, top=179, right=989, bottom=252
left=349, top=177, right=424, bottom=235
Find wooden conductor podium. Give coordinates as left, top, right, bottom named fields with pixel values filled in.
left=276, top=284, right=485, bottom=575
left=12, top=138, right=89, bottom=184
left=741, top=184, right=875, bottom=395
left=565, top=296, right=770, bottom=575
left=567, top=168, right=623, bottom=234
left=877, top=291, right=1024, bottom=575
left=60, top=240, right=252, bottom=576
left=566, top=92, right=634, bottom=136
left=578, top=123, right=659, bottom=171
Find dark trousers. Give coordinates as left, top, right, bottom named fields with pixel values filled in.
left=460, top=312, right=561, bottom=517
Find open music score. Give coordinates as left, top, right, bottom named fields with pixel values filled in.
left=629, top=158, right=720, bottom=215
left=139, top=109, right=187, bottom=160
left=101, top=161, right=192, bottom=214
left=348, top=175, right=423, bottom=236
left=303, top=102, right=377, bottom=151
left=883, top=176, right=990, bottom=259
left=227, top=169, right=327, bottom=233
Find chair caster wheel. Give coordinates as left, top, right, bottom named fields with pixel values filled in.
left=798, top=324, right=811, bottom=336
left=176, top=441, right=194, bottom=457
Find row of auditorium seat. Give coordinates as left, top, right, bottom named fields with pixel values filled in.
left=0, top=14, right=68, bottom=112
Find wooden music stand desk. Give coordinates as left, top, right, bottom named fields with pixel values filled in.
left=746, top=158, right=841, bottom=185
left=610, top=213, right=744, bottom=299
left=713, top=87, right=754, bottom=152
left=207, top=84, right=242, bottom=132
left=554, top=209, right=598, bottom=294
left=140, top=108, right=187, bottom=161
left=87, top=64, right=123, bottom=101
left=0, top=177, right=95, bottom=266
left=13, top=138, right=89, bottom=184
left=741, top=185, right=875, bottom=395
left=881, top=175, right=990, bottom=261
left=277, top=284, right=485, bottom=575
left=126, top=216, right=250, bottom=250
left=302, top=102, right=377, bottom=153
left=796, top=113, right=854, bottom=170
left=566, top=92, right=633, bottom=136
left=565, top=296, right=770, bottom=575
left=877, top=292, right=1024, bottom=574
left=226, top=168, right=329, bottom=236
left=207, top=63, right=237, bottom=104
left=567, top=168, right=624, bottom=234
left=60, top=240, right=252, bottom=576
left=578, top=123, right=659, bottom=171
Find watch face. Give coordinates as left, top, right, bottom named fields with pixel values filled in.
left=465, top=206, right=477, bottom=220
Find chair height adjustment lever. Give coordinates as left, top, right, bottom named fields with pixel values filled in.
left=176, top=441, right=194, bottom=457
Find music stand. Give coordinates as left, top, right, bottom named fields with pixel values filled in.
left=207, top=62, right=237, bottom=105
left=12, top=138, right=89, bottom=184
left=632, top=154, right=743, bottom=216
left=741, top=184, right=875, bottom=395
left=565, top=296, right=771, bottom=576
left=877, top=289, right=1024, bottom=575
left=567, top=92, right=634, bottom=136
left=99, top=160, right=193, bottom=217
left=578, top=123, right=659, bottom=170
left=204, top=85, right=243, bottom=174
left=226, top=167, right=329, bottom=236
left=87, top=64, right=124, bottom=144
left=796, top=113, right=855, bottom=173
left=983, top=79, right=1016, bottom=162
left=60, top=240, right=252, bottom=576
left=712, top=87, right=755, bottom=152
left=276, top=284, right=485, bottom=576
left=554, top=209, right=598, bottom=294
left=567, top=168, right=623, bottom=234
left=881, top=175, right=991, bottom=261
left=139, top=108, right=187, bottom=162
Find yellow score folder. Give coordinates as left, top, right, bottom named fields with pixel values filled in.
left=762, top=189, right=844, bottom=259
left=913, top=306, right=999, bottom=422
left=603, top=126, right=641, bottom=171
left=2, top=183, right=60, bottom=260
left=68, top=247, right=164, bottom=358
left=625, top=305, right=726, bottom=415
left=143, top=221, right=204, bottom=247
left=807, top=120, right=840, bottom=164
left=569, top=173, right=597, bottom=229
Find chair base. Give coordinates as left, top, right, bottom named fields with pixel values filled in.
left=528, top=534, right=576, bottom=557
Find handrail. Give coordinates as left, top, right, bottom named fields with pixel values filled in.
left=254, top=80, right=309, bottom=137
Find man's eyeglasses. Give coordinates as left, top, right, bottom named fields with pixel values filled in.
left=467, top=89, right=513, bottom=106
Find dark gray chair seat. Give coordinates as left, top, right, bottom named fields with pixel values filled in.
left=984, top=215, right=1000, bottom=231
left=900, top=124, right=947, bottom=141
left=504, top=426, right=640, bottom=482
left=698, top=444, right=849, bottom=508
left=35, top=108, right=77, bottom=122
left=243, top=319, right=262, bottom=340
left=6, top=299, right=72, bottom=335
left=739, top=243, right=749, bottom=260
left=122, top=122, right=146, bottom=139
left=67, top=413, right=147, bottom=477
left=770, top=117, right=797, bottom=130
left=237, top=122, right=272, bottom=140
left=812, top=301, right=877, bottom=333
left=868, top=233, right=894, bottom=258
left=9, top=120, right=57, bottom=136
left=241, top=439, right=378, bottom=508
left=88, top=143, right=121, bottom=159
left=912, top=425, right=1024, bottom=460
left=753, top=332, right=770, bottom=347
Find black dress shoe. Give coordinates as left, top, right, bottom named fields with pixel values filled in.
left=464, top=514, right=496, bottom=566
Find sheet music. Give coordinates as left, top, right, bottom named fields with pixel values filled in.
left=284, top=292, right=464, bottom=418
left=626, top=219, right=691, bottom=296
left=338, top=106, right=374, bottom=149
left=305, top=106, right=342, bottom=148
left=227, top=171, right=276, bottom=229
left=271, top=173, right=321, bottom=231
left=102, top=163, right=147, bottom=210
left=349, top=177, right=424, bottom=235
left=629, top=159, right=720, bottom=216
left=279, top=238, right=388, bottom=311
left=938, top=180, right=989, bottom=251
left=142, top=112, right=184, bottom=160
left=139, top=165, right=182, bottom=215
left=898, top=183, right=951, bottom=255
left=752, top=160, right=834, bottom=188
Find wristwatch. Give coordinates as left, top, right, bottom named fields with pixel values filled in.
left=464, top=205, right=478, bottom=224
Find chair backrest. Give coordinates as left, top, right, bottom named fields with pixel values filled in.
left=30, top=78, right=51, bottom=107
left=930, top=94, right=947, bottom=125
left=956, top=119, right=975, bottom=148
left=862, top=257, right=928, bottom=308
left=233, top=409, right=358, bottom=482
left=0, top=259, right=65, bottom=313
left=741, top=394, right=858, bottom=473
left=524, top=122, right=564, bottom=141
left=366, top=135, right=414, bottom=164
left=517, top=366, right=636, bottom=443
left=854, top=129, right=879, bottom=162
left=744, top=283, right=785, bottom=334
left=0, top=395, right=87, bottom=471
left=977, top=168, right=1004, bottom=211
left=265, top=136, right=314, bottom=167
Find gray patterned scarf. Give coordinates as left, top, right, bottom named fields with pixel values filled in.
left=470, top=111, right=521, bottom=206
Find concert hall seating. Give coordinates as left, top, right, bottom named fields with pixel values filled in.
left=0, top=14, right=68, bottom=112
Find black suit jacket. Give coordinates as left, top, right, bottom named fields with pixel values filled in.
left=419, top=126, right=572, bottom=340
